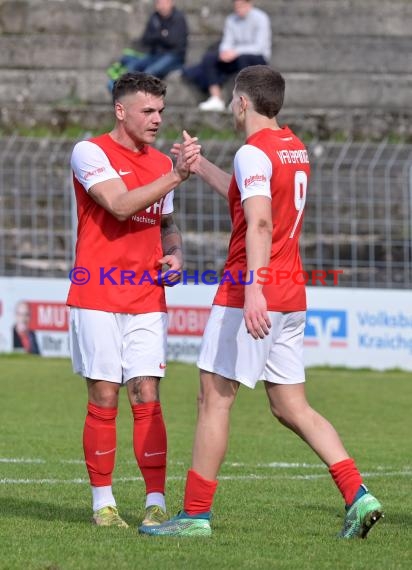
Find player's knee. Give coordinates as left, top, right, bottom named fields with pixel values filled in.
left=128, top=376, right=160, bottom=403
left=87, top=382, right=120, bottom=409
left=137, top=391, right=159, bottom=404
left=200, top=393, right=236, bottom=414
left=268, top=402, right=291, bottom=427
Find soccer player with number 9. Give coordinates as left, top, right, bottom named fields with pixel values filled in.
left=139, top=65, right=384, bottom=539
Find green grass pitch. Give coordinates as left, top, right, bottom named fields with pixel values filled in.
left=0, top=355, right=411, bottom=569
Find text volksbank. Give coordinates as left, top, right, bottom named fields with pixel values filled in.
left=357, top=310, right=412, bottom=354
left=69, top=267, right=343, bottom=286
left=357, top=311, right=412, bottom=328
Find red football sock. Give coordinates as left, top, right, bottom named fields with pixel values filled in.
left=83, top=403, right=117, bottom=487
left=132, top=402, right=167, bottom=494
left=329, top=457, right=363, bottom=505
left=184, top=469, right=218, bottom=515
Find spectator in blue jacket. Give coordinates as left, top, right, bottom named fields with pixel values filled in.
left=107, top=0, right=188, bottom=88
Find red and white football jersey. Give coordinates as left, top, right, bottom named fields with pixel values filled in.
left=67, top=133, right=174, bottom=314
left=214, top=126, right=310, bottom=312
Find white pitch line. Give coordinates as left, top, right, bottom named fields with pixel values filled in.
left=1, top=470, right=411, bottom=485
left=0, top=458, right=327, bottom=468
left=75, top=460, right=326, bottom=468
left=260, top=462, right=325, bottom=468
left=0, top=458, right=46, bottom=464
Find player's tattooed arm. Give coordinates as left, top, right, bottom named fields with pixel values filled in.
left=159, top=214, right=183, bottom=284
left=161, top=213, right=182, bottom=255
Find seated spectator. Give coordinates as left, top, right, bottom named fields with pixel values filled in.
left=107, top=0, right=188, bottom=88
left=183, top=0, right=271, bottom=112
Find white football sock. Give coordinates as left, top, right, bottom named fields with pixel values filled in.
left=92, top=485, right=116, bottom=512
left=145, top=492, right=166, bottom=510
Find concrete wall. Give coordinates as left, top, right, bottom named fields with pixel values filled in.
left=0, top=0, right=411, bottom=138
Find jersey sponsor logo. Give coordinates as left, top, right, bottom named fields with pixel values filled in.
left=244, top=173, right=267, bottom=188
left=84, top=166, right=105, bottom=180
left=145, top=199, right=164, bottom=215
left=130, top=214, right=156, bottom=225
left=304, top=310, right=348, bottom=348
left=130, top=199, right=164, bottom=224
left=118, top=169, right=132, bottom=175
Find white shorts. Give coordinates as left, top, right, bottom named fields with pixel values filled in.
left=197, top=306, right=306, bottom=389
left=69, top=308, right=168, bottom=384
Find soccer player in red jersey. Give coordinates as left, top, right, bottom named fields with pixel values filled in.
left=139, top=66, right=384, bottom=538
left=67, top=73, right=200, bottom=528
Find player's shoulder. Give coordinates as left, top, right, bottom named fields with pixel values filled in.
left=71, top=137, right=107, bottom=164
left=71, top=141, right=95, bottom=164
left=70, top=136, right=113, bottom=175
left=235, top=143, right=267, bottom=160
left=72, top=134, right=105, bottom=154
left=269, top=127, right=307, bottom=150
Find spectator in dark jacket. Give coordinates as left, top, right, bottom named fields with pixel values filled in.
left=107, top=0, right=188, bottom=87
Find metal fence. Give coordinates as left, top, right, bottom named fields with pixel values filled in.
left=0, top=136, right=411, bottom=289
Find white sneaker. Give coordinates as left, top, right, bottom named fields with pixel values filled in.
left=198, top=96, right=225, bottom=112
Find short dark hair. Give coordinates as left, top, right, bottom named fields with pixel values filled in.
left=234, top=65, right=285, bottom=118
left=112, top=72, right=167, bottom=105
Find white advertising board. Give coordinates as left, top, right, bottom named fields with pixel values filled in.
left=0, top=277, right=411, bottom=371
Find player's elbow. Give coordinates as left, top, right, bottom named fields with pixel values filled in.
left=260, top=217, right=272, bottom=228
left=110, top=199, right=131, bottom=221
left=254, top=217, right=272, bottom=234
left=107, top=205, right=129, bottom=221
left=92, top=191, right=131, bottom=222
left=112, top=211, right=129, bottom=222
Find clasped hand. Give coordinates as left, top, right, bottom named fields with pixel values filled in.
left=172, top=130, right=201, bottom=178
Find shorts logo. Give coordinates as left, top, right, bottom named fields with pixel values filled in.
left=159, top=363, right=167, bottom=369
left=304, top=310, right=348, bottom=348
left=119, top=169, right=132, bottom=176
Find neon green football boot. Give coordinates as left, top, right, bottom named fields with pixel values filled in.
left=92, top=506, right=129, bottom=528
left=141, top=505, right=168, bottom=526
left=339, top=489, right=383, bottom=538
left=139, top=510, right=212, bottom=537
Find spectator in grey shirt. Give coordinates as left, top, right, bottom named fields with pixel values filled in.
left=183, top=0, right=271, bottom=112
